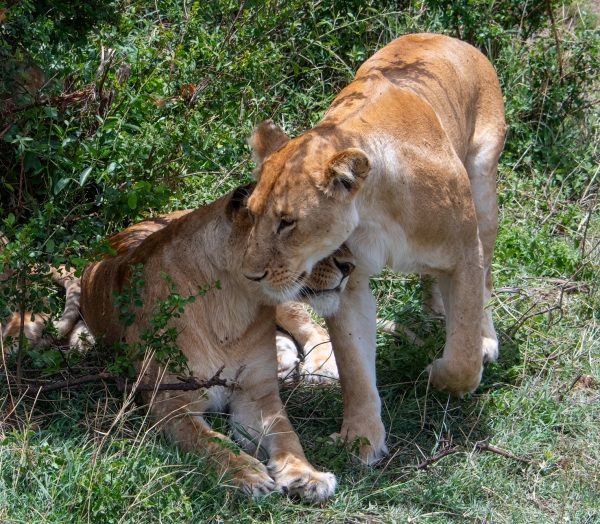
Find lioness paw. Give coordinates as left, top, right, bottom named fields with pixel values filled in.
left=230, top=462, right=276, bottom=497
left=482, top=336, right=499, bottom=363
left=276, top=332, right=300, bottom=382
left=332, top=419, right=388, bottom=465
left=269, top=460, right=336, bottom=503
left=427, top=357, right=483, bottom=397
left=301, top=342, right=339, bottom=383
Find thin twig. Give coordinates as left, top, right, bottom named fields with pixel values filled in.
left=12, top=366, right=230, bottom=396
left=546, top=0, right=563, bottom=85
left=475, top=441, right=536, bottom=465
left=405, top=445, right=460, bottom=471
left=557, top=373, right=583, bottom=402
left=16, top=272, right=26, bottom=387
left=114, top=366, right=229, bottom=393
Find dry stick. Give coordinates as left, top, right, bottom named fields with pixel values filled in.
left=546, top=0, right=564, bottom=85
left=18, top=151, right=24, bottom=211
left=557, top=373, right=583, bottom=402
left=12, top=366, right=229, bottom=396
left=401, top=441, right=535, bottom=475
left=475, top=442, right=536, bottom=465
left=404, top=445, right=461, bottom=471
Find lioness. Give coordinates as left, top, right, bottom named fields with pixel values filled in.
left=242, top=34, right=506, bottom=463
left=80, top=185, right=355, bottom=502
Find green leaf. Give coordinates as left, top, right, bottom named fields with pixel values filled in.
left=127, top=192, right=138, bottom=209
left=79, top=166, right=93, bottom=186
left=4, top=182, right=14, bottom=191
left=6, top=213, right=15, bottom=225
left=44, top=106, right=59, bottom=119
left=46, top=239, right=55, bottom=252
left=53, top=177, right=70, bottom=195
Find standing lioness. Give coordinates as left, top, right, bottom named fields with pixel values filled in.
left=242, top=34, right=506, bottom=463
left=80, top=185, right=355, bottom=502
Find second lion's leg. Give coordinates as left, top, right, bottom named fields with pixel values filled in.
left=149, top=392, right=275, bottom=497
left=464, top=131, right=502, bottom=364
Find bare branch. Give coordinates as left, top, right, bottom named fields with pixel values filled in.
left=475, top=441, right=536, bottom=465
left=404, top=445, right=461, bottom=471
left=11, top=366, right=230, bottom=396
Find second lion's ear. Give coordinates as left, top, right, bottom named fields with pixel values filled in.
left=317, top=149, right=371, bottom=200
left=248, top=119, right=290, bottom=178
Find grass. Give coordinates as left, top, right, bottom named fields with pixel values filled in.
left=1, top=0, right=599, bottom=522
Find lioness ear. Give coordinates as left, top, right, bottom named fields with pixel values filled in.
left=319, top=149, right=370, bottom=199
left=226, top=183, right=256, bottom=223
left=248, top=119, right=290, bottom=176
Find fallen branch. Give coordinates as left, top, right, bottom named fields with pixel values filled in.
left=10, top=366, right=229, bottom=396
left=475, top=441, right=535, bottom=465
left=557, top=373, right=583, bottom=402
left=114, top=366, right=229, bottom=393
left=407, top=445, right=460, bottom=471
left=12, top=372, right=113, bottom=395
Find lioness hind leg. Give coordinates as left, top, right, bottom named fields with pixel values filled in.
left=152, top=397, right=275, bottom=497
left=464, top=134, right=502, bottom=364
left=229, top=370, right=336, bottom=503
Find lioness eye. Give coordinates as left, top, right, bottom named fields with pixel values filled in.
left=277, top=218, right=295, bottom=233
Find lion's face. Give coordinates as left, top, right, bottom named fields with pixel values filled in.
left=298, top=244, right=355, bottom=317
left=241, top=120, right=370, bottom=304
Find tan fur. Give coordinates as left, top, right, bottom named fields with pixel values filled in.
left=244, top=34, right=506, bottom=463
left=79, top=187, right=355, bottom=502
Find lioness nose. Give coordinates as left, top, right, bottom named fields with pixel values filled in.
left=334, top=258, right=355, bottom=278
left=244, top=270, right=267, bottom=282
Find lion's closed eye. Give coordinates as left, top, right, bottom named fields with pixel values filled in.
left=277, top=218, right=295, bottom=233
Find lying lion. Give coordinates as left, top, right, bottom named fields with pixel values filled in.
left=79, top=185, right=355, bottom=502
left=242, top=33, right=506, bottom=463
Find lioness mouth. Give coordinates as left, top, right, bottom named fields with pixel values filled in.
left=298, top=279, right=345, bottom=298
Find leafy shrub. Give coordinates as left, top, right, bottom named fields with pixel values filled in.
left=1, top=0, right=598, bottom=373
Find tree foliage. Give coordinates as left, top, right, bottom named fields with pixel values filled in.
left=1, top=0, right=598, bottom=369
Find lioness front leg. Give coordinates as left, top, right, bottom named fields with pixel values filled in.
left=427, top=246, right=485, bottom=396
left=276, top=302, right=338, bottom=383
left=150, top=393, right=275, bottom=497
left=324, top=275, right=387, bottom=464
left=230, top=367, right=336, bottom=503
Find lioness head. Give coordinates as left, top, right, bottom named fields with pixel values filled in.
left=228, top=180, right=356, bottom=315
left=242, top=120, right=370, bottom=302
left=298, top=243, right=355, bottom=317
